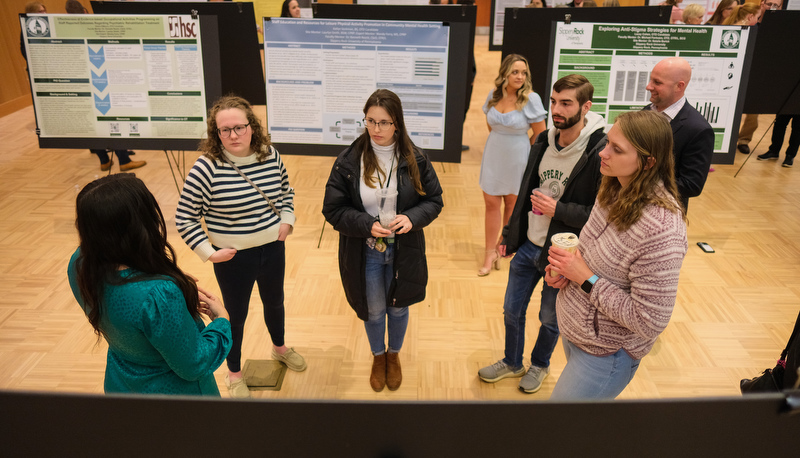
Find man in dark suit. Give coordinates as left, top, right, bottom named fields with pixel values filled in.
left=644, top=57, right=714, bottom=211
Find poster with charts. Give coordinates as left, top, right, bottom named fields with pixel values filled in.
left=263, top=18, right=449, bottom=149
left=21, top=14, right=206, bottom=140
left=549, top=21, right=751, bottom=157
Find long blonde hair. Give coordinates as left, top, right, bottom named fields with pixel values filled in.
left=597, top=110, right=685, bottom=231
left=487, top=54, right=533, bottom=111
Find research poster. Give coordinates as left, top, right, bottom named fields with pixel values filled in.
left=550, top=21, right=752, bottom=155
left=21, top=14, right=206, bottom=140
left=263, top=18, right=449, bottom=149
left=490, top=0, right=528, bottom=48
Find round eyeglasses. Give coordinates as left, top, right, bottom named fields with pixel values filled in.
left=217, top=123, right=250, bottom=138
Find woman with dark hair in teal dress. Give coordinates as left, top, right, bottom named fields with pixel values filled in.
left=68, top=174, right=232, bottom=396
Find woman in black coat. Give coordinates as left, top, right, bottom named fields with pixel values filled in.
left=322, top=89, right=443, bottom=392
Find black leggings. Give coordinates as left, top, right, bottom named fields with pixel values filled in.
left=213, top=241, right=286, bottom=372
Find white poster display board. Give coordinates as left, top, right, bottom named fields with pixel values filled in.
left=491, top=0, right=528, bottom=48
left=263, top=18, right=449, bottom=149
left=550, top=21, right=752, bottom=156
left=21, top=14, right=207, bottom=140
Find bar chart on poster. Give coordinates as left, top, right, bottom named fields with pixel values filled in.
left=549, top=22, right=753, bottom=160
left=263, top=18, right=449, bottom=150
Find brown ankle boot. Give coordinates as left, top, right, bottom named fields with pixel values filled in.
left=369, top=353, right=387, bottom=392
left=386, top=352, right=402, bottom=391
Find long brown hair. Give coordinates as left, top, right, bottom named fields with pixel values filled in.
left=706, top=0, right=736, bottom=24
left=487, top=54, right=533, bottom=111
left=200, top=95, right=271, bottom=162
left=360, top=89, right=425, bottom=195
left=597, top=110, right=685, bottom=231
left=74, top=174, right=201, bottom=341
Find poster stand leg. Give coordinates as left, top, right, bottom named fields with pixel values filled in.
left=164, top=150, right=186, bottom=193
left=317, top=220, right=326, bottom=249
left=734, top=120, right=775, bottom=178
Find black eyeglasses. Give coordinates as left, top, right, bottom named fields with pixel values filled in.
left=364, top=118, right=394, bottom=130
left=217, top=123, right=250, bottom=138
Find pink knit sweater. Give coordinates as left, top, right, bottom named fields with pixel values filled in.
left=556, top=195, right=688, bottom=360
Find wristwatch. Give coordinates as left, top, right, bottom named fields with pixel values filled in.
left=581, top=274, right=598, bottom=294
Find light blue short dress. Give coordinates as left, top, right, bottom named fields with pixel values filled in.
left=480, top=91, right=547, bottom=196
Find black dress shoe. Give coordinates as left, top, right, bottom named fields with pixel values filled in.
left=757, top=151, right=779, bottom=161
left=737, top=144, right=750, bottom=154
left=782, top=156, right=794, bottom=168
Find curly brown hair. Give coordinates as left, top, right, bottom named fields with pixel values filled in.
left=597, top=110, right=685, bottom=231
left=200, top=95, right=271, bottom=162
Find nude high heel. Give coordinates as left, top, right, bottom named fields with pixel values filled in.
left=478, top=249, right=501, bottom=277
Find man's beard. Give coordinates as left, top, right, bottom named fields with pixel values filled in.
left=553, top=111, right=582, bottom=129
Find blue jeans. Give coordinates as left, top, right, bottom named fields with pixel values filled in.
left=550, top=339, right=641, bottom=400
left=364, top=243, right=408, bottom=355
left=503, top=240, right=560, bottom=369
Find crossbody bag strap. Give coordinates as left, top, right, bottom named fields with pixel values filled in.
left=220, top=155, right=280, bottom=217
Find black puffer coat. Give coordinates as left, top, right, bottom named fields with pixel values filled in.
left=322, top=137, right=443, bottom=321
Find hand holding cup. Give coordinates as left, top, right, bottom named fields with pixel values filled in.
left=549, top=232, right=579, bottom=277
left=531, top=187, right=556, bottom=217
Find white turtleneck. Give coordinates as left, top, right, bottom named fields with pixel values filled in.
left=360, top=140, right=398, bottom=217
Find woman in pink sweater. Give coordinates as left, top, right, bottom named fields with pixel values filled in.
left=545, top=110, right=688, bottom=400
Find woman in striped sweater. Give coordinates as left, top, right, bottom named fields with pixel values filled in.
left=176, top=96, right=305, bottom=399
left=545, top=110, right=688, bottom=400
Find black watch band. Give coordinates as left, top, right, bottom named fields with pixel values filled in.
left=581, top=274, right=598, bottom=294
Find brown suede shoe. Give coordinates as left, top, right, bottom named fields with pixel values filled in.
left=369, top=353, right=386, bottom=392
left=120, top=160, right=147, bottom=171
left=100, top=158, right=113, bottom=171
left=386, top=352, right=402, bottom=391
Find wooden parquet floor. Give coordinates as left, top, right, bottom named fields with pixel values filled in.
left=1, top=35, right=798, bottom=400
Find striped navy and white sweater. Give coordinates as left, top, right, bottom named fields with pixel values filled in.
left=176, top=147, right=295, bottom=262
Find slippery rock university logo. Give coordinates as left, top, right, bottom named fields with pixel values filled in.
left=25, top=17, right=50, bottom=38
left=720, top=30, right=741, bottom=49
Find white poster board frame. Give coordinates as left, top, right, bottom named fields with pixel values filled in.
left=263, top=18, right=450, bottom=151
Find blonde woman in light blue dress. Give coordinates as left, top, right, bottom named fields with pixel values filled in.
left=479, top=54, right=547, bottom=276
